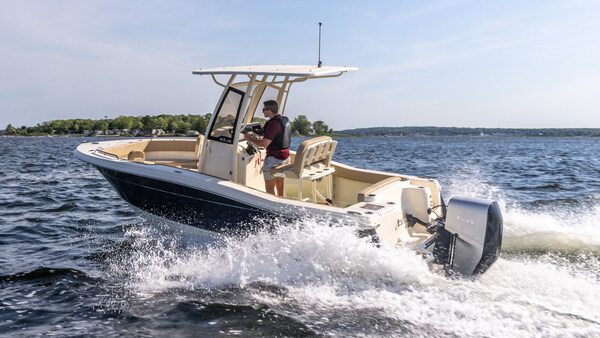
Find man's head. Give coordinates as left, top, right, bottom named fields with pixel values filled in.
left=262, top=100, right=278, bottom=117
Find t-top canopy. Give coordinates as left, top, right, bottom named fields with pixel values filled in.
left=192, top=65, right=358, bottom=77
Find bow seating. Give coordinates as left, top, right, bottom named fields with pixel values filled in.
left=104, top=136, right=204, bottom=169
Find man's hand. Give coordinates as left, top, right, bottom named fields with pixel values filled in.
left=244, top=133, right=271, bottom=148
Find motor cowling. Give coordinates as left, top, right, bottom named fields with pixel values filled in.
left=433, top=196, right=503, bottom=276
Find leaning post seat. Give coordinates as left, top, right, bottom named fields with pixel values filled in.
left=271, top=136, right=338, bottom=203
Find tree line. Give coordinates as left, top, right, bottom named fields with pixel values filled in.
left=335, top=126, right=600, bottom=137
left=2, top=114, right=333, bottom=137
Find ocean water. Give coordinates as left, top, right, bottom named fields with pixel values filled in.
left=1, top=136, right=599, bottom=337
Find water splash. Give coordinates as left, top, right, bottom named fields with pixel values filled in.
left=443, top=165, right=600, bottom=254
left=443, top=163, right=507, bottom=203
left=502, top=205, right=600, bottom=254
left=114, top=218, right=431, bottom=294
left=105, top=213, right=600, bottom=336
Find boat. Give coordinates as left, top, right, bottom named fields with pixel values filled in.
left=75, top=65, right=503, bottom=276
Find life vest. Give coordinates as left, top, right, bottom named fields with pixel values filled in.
left=265, top=115, right=292, bottom=150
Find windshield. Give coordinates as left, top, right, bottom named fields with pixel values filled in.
left=248, top=83, right=282, bottom=127
left=208, top=87, right=244, bottom=143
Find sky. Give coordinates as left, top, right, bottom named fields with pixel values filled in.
left=1, top=0, right=600, bottom=130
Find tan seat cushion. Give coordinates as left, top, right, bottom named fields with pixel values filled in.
left=127, top=150, right=145, bottom=162
left=270, top=163, right=294, bottom=177
left=357, top=177, right=403, bottom=202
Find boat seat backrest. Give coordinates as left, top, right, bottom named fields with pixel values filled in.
left=293, top=136, right=337, bottom=177
left=105, top=140, right=150, bottom=159
left=145, top=138, right=199, bottom=153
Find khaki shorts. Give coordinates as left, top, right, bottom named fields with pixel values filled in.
left=262, top=156, right=290, bottom=180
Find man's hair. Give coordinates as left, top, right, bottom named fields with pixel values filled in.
left=263, top=100, right=278, bottom=114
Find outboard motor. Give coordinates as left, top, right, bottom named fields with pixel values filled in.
left=433, top=197, right=503, bottom=276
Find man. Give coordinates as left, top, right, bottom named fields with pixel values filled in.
left=244, top=100, right=292, bottom=197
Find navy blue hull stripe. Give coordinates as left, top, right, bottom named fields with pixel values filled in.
left=96, top=167, right=274, bottom=233
left=107, top=171, right=258, bottom=212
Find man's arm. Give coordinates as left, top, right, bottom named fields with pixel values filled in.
left=244, top=133, right=272, bottom=148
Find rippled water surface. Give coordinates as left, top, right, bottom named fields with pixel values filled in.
left=1, top=136, right=599, bottom=336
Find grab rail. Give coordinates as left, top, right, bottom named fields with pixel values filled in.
left=95, top=149, right=120, bottom=160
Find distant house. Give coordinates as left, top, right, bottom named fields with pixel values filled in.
left=95, top=130, right=104, bottom=135
left=104, top=129, right=121, bottom=136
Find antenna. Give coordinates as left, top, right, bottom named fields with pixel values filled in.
left=318, top=22, right=322, bottom=67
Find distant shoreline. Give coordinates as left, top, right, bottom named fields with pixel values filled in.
left=2, top=133, right=599, bottom=138
left=4, top=116, right=599, bottom=137
left=332, top=127, right=600, bottom=137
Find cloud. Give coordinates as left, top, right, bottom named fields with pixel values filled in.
left=1, top=0, right=600, bottom=129
left=0, top=1, right=230, bottom=126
